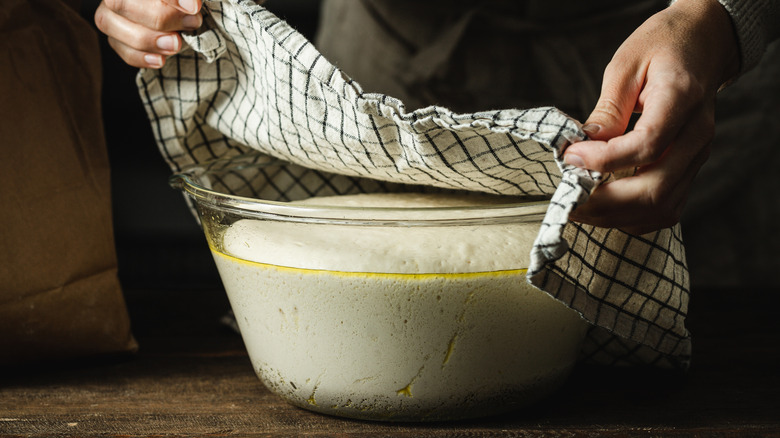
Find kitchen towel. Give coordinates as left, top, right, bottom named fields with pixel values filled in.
left=137, top=0, right=690, bottom=369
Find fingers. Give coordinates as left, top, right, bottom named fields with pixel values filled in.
left=570, top=146, right=708, bottom=235
left=94, top=0, right=203, bottom=69
left=565, top=68, right=713, bottom=234
left=566, top=58, right=708, bottom=174
left=562, top=44, right=647, bottom=171
left=105, top=36, right=168, bottom=69
left=96, top=2, right=179, bottom=68
left=569, top=104, right=713, bottom=234
left=100, top=0, right=201, bottom=31
left=163, top=0, right=202, bottom=15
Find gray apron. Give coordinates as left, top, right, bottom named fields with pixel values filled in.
left=315, top=0, right=665, bottom=118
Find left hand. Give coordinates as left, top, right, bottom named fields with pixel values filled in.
left=563, top=0, right=740, bottom=235
left=94, top=0, right=203, bottom=68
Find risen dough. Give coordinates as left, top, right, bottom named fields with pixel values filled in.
left=210, top=192, right=588, bottom=421
left=222, top=192, right=540, bottom=274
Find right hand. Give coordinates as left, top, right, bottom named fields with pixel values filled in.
left=94, top=0, right=204, bottom=69
left=562, top=0, right=739, bottom=235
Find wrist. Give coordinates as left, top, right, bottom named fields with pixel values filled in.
left=669, top=0, right=741, bottom=90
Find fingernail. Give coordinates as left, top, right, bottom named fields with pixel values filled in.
left=156, top=35, right=179, bottom=52
left=581, top=123, right=601, bottom=137
left=564, top=153, right=586, bottom=169
left=178, top=0, right=198, bottom=14
left=144, top=54, right=164, bottom=68
left=182, top=13, right=202, bottom=29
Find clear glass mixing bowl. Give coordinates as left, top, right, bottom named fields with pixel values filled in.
left=170, top=152, right=588, bottom=422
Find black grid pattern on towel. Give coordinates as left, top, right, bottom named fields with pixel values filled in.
left=137, top=0, right=691, bottom=369
left=535, top=222, right=691, bottom=368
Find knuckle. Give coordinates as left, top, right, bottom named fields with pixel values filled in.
left=668, top=70, right=706, bottom=102
left=593, top=97, right=628, bottom=126
left=635, top=139, right=666, bottom=164
left=602, top=59, right=626, bottom=84
left=123, top=31, right=149, bottom=51
left=93, top=7, right=107, bottom=31
left=151, top=3, right=181, bottom=31
left=150, top=14, right=164, bottom=31
left=580, top=151, right=612, bottom=173
left=102, top=0, right=126, bottom=16
left=153, top=14, right=171, bottom=32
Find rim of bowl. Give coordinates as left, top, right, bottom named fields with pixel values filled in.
left=169, top=153, right=552, bottom=225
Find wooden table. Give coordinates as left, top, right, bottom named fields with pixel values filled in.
left=2, top=286, right=778, bottom=437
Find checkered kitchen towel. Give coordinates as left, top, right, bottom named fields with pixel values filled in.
left=138, top=0, right=690, bottom=369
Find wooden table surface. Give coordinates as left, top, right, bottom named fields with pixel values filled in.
left=1, top=286, right=778, bottom=437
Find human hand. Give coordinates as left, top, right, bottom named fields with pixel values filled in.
left=563, top=0, right=740, bottom=235
left=94, top=0, right=204, bottom=69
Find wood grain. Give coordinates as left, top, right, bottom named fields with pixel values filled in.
left=1, top=287, right=778, bottom=437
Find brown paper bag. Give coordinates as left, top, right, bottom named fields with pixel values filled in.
left=0, top=0, right=137, bottom=364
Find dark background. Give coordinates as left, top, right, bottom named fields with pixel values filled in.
left=79, top=0, right=321, bottom=290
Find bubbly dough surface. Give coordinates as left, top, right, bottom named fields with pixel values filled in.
left=222, top=192, right=541, bottom=273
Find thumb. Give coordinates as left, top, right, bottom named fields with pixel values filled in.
left=582, top=61, right=645, bottom=141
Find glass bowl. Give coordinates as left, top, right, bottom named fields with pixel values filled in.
left=170, top=152, right=588, bottom=422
